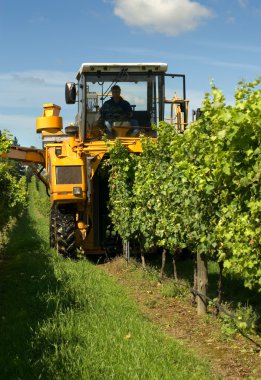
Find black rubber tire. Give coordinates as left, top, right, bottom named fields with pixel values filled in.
left=55, top=208, right=77, bottom=259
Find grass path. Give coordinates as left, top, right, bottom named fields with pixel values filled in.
left=0, top=189, right=216, bottom=380
left=101, top=257, right=261, bottom=380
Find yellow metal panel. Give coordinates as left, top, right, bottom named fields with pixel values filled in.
left=36, top=116, right=63, bottom=133
left=90, top=153, right=106, bottom=178
left=42, top=104, right=61, bottom=117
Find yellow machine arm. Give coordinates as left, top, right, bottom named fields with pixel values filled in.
left=1, top=146, right=49, bottom=190
left=1, top=146, right=45, bottom=165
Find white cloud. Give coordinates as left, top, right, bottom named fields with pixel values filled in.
left=0, top=70, right=75, bottom=108
left=12, top=74, right=46, bottom=85
left=113, top=0, right=213, bottom=36
left=191, top=41, right=261, bottom=54
left=205, top=59, right=261, bottom=71
left=238, top=0, right=248, bottom=8
left=29, top=16, right=48, bottom=24
left=0, top=70, right=77, bottom=147
left=226, top=15, right=236, bottom=24
left=103, top=46, right=261, bottom=72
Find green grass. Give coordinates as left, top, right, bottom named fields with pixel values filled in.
left=0, top=183, right=216, bottom=380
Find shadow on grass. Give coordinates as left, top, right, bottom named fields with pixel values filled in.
left=0, top=211, right=58, bottom=380
left=143, top=250, right=261, bottom=323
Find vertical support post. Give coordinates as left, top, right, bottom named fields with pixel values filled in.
left=191, top=254, right=197, bottom=306
left=123, top=240, right=130, bottom=266
left=160, top=248, right=166, bottom=280
left=217, top=261, right=224, bottom=308
left=213, top=261, right=224, bottom=316
left=197, top=252, right=208, bottom=315
left=141, top=248, right=146, bottom=269
left=173, top=249, right=179, bottom=281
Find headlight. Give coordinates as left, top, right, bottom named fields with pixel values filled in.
left=73, top=187, right=82, bottom=196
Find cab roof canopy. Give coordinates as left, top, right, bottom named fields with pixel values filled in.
left=76, top=62, right=168, bottom=79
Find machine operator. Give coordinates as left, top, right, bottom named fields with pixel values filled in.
left=99, top=85, right=137, bottom=132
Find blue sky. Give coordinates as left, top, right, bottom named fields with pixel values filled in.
left=0, top=0, right=260, bottom=147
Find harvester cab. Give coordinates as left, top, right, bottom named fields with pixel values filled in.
left=2, top=63, right=188, bottom=257
left=65, top=63, right=188, bottom=140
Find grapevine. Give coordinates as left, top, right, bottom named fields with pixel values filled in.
left=108, top=77, right=261, bottom=291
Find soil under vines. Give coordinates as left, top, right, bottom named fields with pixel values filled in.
left=101, top=256, right=261, bottom=380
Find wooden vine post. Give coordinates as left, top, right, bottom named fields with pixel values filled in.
left=160, top=248, right=167, bottom=280
left=196, top=252, right=208, bottom=315
left=173, top=249, right=180, bottom=281
left=123, top=240, right=130, bottom=266
left=191, top=256, right=197, bottom=306
left=139, top=237, right=146, bottom=269
left=141, top=248, right=146, bottom=269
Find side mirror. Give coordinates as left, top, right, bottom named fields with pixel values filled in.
left=65, top=82, right=76, bottom=104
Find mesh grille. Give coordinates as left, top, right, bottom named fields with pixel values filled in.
left=56, top=166, right=82, bottom=184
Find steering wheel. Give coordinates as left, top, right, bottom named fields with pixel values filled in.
left=110, top=111, right=130, bottom=121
